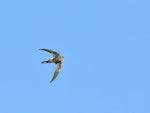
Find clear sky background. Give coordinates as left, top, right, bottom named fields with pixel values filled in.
left=0, top=0, right=150, bottom=113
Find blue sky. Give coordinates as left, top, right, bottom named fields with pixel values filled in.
left=0, top=0, right=150, bottom=113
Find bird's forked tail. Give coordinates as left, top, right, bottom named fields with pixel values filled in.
left=41, top=60, right=49, bottom=64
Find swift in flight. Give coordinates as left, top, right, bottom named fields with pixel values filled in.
left=40, top=48, right=64, bottom=83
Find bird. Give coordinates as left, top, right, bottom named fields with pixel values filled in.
left=40, top=48, right=64, bottom=83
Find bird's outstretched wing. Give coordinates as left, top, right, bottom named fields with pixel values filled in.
left=50, top=62, right=62, bottom=83
left=40, top=48, right=60, bottom=57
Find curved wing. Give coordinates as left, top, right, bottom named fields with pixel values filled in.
left=40, top=48, right=60, bottom=57
left=50, top=62, right=62, bottom=83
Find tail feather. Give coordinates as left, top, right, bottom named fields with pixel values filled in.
left=41, top=60, right=49, bottom=64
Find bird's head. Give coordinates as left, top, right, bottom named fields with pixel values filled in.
left=61, top=56, right=64, bottom=60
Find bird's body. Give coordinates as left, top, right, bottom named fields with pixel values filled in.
left=40, top=48, right=64, bottom=83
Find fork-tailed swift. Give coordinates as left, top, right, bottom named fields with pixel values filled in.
left=40, top=48, right=64, bottom=83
